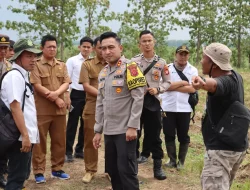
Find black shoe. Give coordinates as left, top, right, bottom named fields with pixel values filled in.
left=0, top=175, right=7, bottom=188
left=65, top=154, right=74, bottom=162
left=165, top=160, right=177, bottom=168
left=74, top=152, right=84, bottom=159
left=153, top=159, right=167, bottom=180
left=137, top=156, right=148, bottom=164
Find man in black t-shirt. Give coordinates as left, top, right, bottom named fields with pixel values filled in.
left=192, top=43, right=247, bottom=190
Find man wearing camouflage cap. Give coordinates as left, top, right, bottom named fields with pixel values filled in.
left=1, top=38, right=40, bottom=190
left=192, top=43, right=247, bottom=189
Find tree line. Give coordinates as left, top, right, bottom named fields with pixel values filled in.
left=1, top=0, right=250, bottom=68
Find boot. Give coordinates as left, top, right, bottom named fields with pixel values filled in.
left=165, top=142, right=177, bottom=168
left=153, top=159, right=167, bottom=180
left=177, top=143, right=189, bottom=170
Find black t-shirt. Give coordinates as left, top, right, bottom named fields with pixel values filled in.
left=202, top=72, right=248, bottom=151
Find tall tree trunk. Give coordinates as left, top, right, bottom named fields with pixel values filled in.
left=60, top=0, right=65, bottom=60
left=196, top=0, right=201, bottom=65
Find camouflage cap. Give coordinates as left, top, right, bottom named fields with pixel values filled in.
left=0, top=34, right=10, bottom=47
left=9, top=38, right=42, bottom=61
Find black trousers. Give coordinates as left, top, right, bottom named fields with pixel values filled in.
left=139, top=107, right=164, bottom=160
left=5, top=141, right=32, bottom=190
left=163, top=112, right=191, bottom=144
left=0, top=156, right=7, bottom=175
left=105, top=134, right=139, bottom=190
left=66, top=89, right=85, bottom=155
left=136, top=115, right=151, bottom=158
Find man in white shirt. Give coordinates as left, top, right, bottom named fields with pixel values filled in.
left=160, top=45, right=198, bottom=170
left=0, top=38, right=40, bottom=190
left=65, top=37, right=93, bottom=162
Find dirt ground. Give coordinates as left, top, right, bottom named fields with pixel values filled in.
left=22, top=124, right=249, bottom=190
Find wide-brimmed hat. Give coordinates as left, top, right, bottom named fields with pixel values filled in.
left=9, top=39, right=42, bottom=61
left=176, top=45, right=190, bottom=53
left=203, top=43, right=232, bottom=71
left=0, top=34, right=10, bottom=47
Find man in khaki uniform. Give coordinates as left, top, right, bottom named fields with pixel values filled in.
left=0, top=34, right=12, bottom=189
left=79, top=36, right=107, bottom=183
left=30, top=34, right=71, bottom=183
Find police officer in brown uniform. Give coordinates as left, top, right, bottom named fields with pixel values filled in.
left=0, top=34, right=12, bottom=188
left=93, top=32, right=145, bottom=190
left=30, top=34, right=71, bottom=183
left=78, top=36, right=107, bottom=183
left=132, top=30, right=171, bottom=180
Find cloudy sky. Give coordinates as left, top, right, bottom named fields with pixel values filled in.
left=0, top=0, right=190, bottom=41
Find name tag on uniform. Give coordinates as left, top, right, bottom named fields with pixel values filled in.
left=112, top=80, right=124, bottom=86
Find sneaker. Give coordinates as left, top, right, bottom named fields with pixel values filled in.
left=137, top=156, right=148, bottom=164
left=65, top=154, right=74, bottom=162
left=74, top=152, right=84, bottom=159
left=35, top=173, right=46, bottom=184
left=82, top=172, right=95, bottom=183
left=51, top=170, right=70, bottom=180
left=0, top=175, right=7, bottom=188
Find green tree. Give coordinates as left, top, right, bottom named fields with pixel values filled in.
left=5, top=0, right=81, bottom=60
left=80, top=0, right=115, bottom=38
left=117, top=0, right=175, bottom=58
left=220, top=0, right=250, bottom=68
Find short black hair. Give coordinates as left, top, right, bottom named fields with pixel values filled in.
left=80, top=36, right=93, bottom=46
left=139, top=30, right=155, bottom=38
left=41, top=34, right=57, bottom=47
left=9, top=40, right=15, bottom=48
left=100, top=32, right=121, bottom=44
left=93, top=36, right=100, bottom=47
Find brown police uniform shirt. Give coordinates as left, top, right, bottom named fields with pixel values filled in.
left=0, top=59, right=12, bottom=77
left=30, top=56, right=71, bottom=115
left=79, top=56, right=107, bottom=115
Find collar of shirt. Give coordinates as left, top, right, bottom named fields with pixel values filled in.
left=40, top=56, right=60, bottom=65
left=141, top=53, right=159, bottom=62
left=77, top=53, right=85, bottom=62
left=12, top=63, right=29, bottom=81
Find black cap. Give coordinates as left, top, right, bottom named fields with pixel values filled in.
left=176, top=45, right=190, bottom=53
left=9, top=40, right=15, bottom=48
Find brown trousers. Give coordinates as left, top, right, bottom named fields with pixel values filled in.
left=83, top=114, right=98, bottom=173
left=32, top=115, right=66, bottom=174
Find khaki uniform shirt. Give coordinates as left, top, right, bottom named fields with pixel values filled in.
left=79, top=56, right=107, bottom=115
left=0, top=59, right=12, bottom=77
left=94, top=58, right=145, bottom=135
left=131, top=54, right=171, bottom=96
left=30, top=56, right=71, bottom=115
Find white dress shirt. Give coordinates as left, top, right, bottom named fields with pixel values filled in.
left=160, top=62, right=198, bottom=112
left=1, top=63, right=39, bottom=144
left=66, top=53, right=85, bottom=91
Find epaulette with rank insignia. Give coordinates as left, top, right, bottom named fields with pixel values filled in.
left=57, top=59, right=65, bottom=63
left=132, top=54, right=142, bottom=59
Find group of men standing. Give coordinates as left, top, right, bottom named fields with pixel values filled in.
left=0, top=29, right=248, bottom=190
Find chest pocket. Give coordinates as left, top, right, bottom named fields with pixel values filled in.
left=152, top=67, right=162, bottom=81
left=112, top=79, right=125, bottom=96
left=55, top=66, right=64, bottom=83
left=40, top=73, right=50, bottom=85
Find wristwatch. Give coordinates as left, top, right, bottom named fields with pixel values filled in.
left=157, top=87, right=160, bottom=94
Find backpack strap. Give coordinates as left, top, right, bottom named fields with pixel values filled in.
left=0, top=68, right=27, bottom=111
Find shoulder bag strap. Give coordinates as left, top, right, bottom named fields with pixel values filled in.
left=0, top=68, right=27, bottom=111
left=173, top=64, right=189, bottom=82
